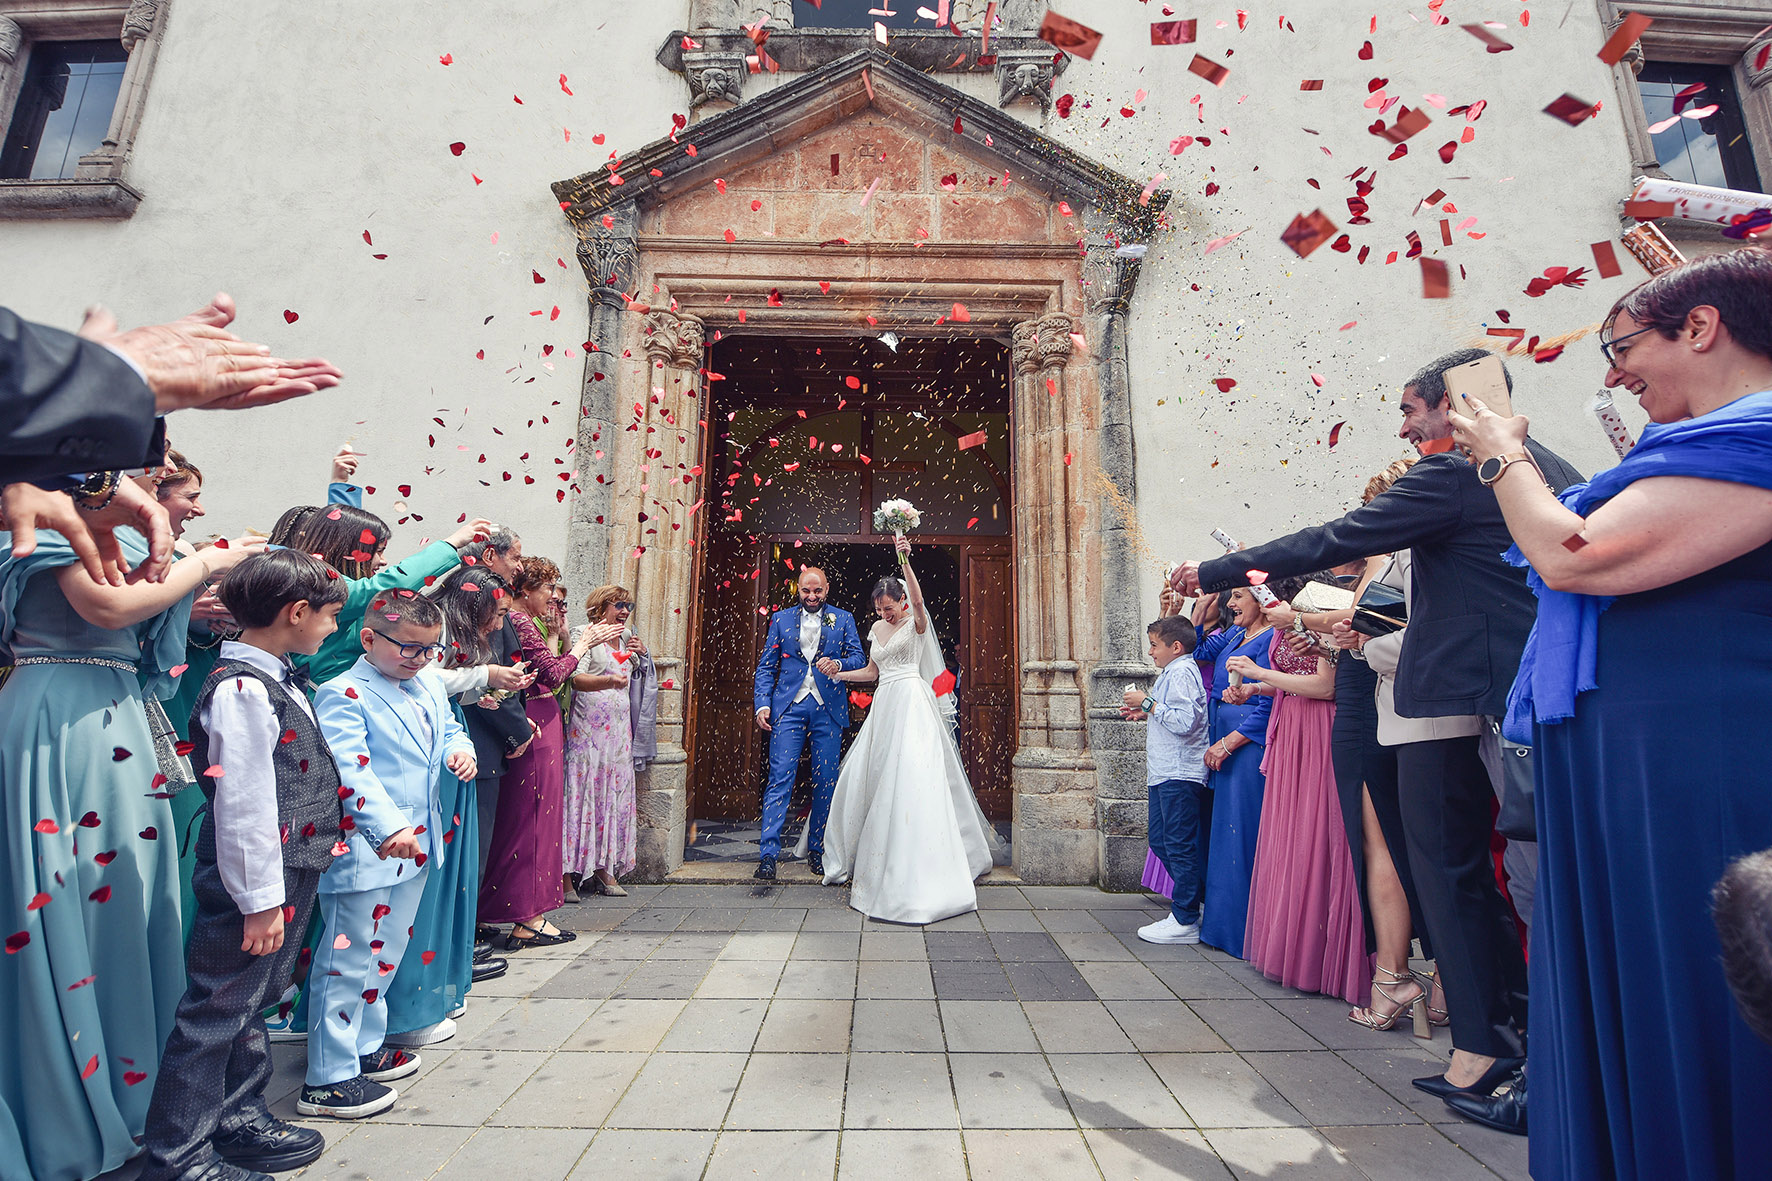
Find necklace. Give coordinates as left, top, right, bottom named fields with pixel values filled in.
left=1239, top=624, right=1273, bottom=650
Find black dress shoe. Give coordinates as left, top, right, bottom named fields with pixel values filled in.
left=173, top=1160, right=276, bottom=1181
left=1411, top=1055, right=1524, bottom=1099
left=754, top=857, right=777, bottom=881
left=1444, top=1068, right=1528, bottom=1135
left=472, top=956, right=508, bottom=983
left=473, top=941, right=493, bottom=962
left=806, top=851, right=824, bottom=878
left=212, top=1110, right=325, bottom=1171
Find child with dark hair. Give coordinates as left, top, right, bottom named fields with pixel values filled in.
left=137, top=550, right=351, bottom=1181
left=1122, top=615, right=1210, bottom=945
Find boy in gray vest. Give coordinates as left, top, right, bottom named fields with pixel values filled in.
left=139, top=551, right=349, bottom=1181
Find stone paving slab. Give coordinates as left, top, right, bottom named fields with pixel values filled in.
left=97, top=883, right=1525, bottom=1180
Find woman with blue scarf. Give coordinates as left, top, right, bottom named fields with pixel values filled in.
left=1451, top=249, right=1772, bottom=1179
left=0, top=521, right=262, bottom=1180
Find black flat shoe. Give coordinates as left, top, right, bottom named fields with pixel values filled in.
left=503, top=921, right=573, bottom=950
left=754, top=857, right=777, bottom=881
left=472, top=956, right=508, bottom=983
left=212, top=1110, right=325, bottom=1171
left=1444, top=1068, right=1528, bottom=1135
left=475, top=924, right=505, bottom=943
left=1411, top=1055, right=1524, bottom=1099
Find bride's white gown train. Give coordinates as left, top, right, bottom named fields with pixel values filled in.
left=818, top=620, right=998, bottom=924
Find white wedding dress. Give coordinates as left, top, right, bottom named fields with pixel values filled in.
left=816, top=618, right=1000, bottom=924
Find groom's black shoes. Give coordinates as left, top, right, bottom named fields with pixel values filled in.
left=807, top=852, right=825, bottom=878
left=754, top=857, right=777, bottom=881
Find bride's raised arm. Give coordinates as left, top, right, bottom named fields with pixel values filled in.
left=896, top=536, right=928, bottom=634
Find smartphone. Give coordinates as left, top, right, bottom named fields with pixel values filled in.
left=1442, top=354, right=1513, bottom=418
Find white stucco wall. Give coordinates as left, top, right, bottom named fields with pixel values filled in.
left=1, top=2, right=1663, bottom=594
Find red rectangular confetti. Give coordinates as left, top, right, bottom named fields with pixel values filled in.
left=957, top=430, right=988, bottom=450
left=1440, top=219, right=1453, bottom=245
left=1623, top=199, right=1675, bottom=219
left=1544, top=94, right=1599, bottom=125
left=1188, top=54, right=1229, bottom=87
left=1461, top=23, right=1514, bottom=53
left=1281, top=209, right=1338, bottom=257
left=1038, top=11, right=1102, bottom=59
left=1151, top=19, right=1197, bottom=45
left=1591, top=240, right=1623, bottom=278
left=1299, top=79, right=1324, bottom=91
left=1377, top=106, right=1432, bottom=143
left=1598, top=13, right=1653, bottom=66
left=1420, top=257, right=1451, bottom=298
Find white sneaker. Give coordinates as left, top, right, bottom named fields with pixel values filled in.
left=1137, top=915, right=1202, bottom=945
left=384, top=1017, right=456, bottom=1047
left=447, top=1002, right=467, bottom=1020
left=264, top=986, right=306, bottom=1043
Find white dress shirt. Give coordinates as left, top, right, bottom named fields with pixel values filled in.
left=202, top=641, right=315, bottom=914
left=791, top=608, right=826, bottom=705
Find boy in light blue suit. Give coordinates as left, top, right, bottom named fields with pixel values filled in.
left=299, top=591, right=476, bottom=1120
left=751, top=566, right=866, bottom=881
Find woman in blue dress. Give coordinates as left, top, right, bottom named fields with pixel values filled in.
left=0, top=522, right=260, bottom=1181
left=1194, top=585, right=1276, bottom=958
left=1452, top=249, right=1772, bottom=1175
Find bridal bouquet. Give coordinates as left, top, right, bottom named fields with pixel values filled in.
left=874, top=498, right=921, bottom=565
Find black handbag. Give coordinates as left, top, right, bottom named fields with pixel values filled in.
left=1350, top=580, right=1408, bottom=637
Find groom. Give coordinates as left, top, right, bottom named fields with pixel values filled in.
left=752, top=566, right=866, bottom=881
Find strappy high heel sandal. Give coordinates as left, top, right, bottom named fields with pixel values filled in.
left=1348, top=965, right=1431, bottom=1038
left=1415, top=968, right=1452, bottom=1029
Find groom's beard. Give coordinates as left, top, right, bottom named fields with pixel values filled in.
left=801, top=603, right=823, bottom=614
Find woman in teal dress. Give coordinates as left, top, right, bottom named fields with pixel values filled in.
left=0, top=524, right=259, bottom=1181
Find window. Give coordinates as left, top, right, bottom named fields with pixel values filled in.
left=1637, top=61, right=1764, bottom=192
left=0, top=39, right=129, bottom=179
left=793, top=0, right=931, bottom=31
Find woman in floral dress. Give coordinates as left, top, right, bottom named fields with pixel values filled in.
left=562, top=585, right=642, bottom=897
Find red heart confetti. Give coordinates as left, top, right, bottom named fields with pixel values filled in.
left=283, top=310, right=299, bottom=324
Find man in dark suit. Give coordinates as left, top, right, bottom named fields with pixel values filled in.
left=752, top=567, right=867, bottom=881
left=1173, top=347, right=1582, bottom=1100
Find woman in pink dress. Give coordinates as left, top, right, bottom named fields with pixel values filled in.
left=562, top=585, right=641, bottom=898
left=479, top=557, right=607, bottom=948
left=1231, top=615, right=1370, bottom=1006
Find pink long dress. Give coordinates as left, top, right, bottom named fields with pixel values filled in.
left=561, top=636, right=636, bottom=878
left=1241, top=632, right=1371, bottom=1005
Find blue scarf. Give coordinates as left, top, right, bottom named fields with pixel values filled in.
left=1504, top=389, right=1772, bottom=742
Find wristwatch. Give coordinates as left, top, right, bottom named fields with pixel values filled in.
left=1139, top=695, right=1157, bottom=714
left=1477, top=451, right=1539, bottom=487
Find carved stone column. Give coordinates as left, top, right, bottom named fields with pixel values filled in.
left=76, top=0, right=162, bottom=180
left=622, top=308, right=706, bottom=880
left=1009, top=313, right=1099, bottom=884
left=0, top=18, right=22, bottom=66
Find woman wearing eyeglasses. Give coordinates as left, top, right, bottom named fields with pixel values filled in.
left=563, top=585, right=645, bottom=899
left=1451, top=248, right=1772, bottom=1176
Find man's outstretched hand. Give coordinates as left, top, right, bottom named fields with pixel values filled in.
left=1168, top=561, right=1202, bottom=596
left=79, top=292, right=343, bottom=413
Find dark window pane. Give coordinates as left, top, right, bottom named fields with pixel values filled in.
left=1637, top=61, right=1764, bottom=194
left=1, top=40, right=129, bottom=180
left=794, top=0, right=937, bottom=31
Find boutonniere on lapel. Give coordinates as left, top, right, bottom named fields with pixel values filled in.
left=823, top=613, right=836, bottom=628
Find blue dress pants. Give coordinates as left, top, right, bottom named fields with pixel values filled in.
left=1148, top=779, right=1209, bottom=926
left=759, top=695, right=840, bottom=861
left=305, top=871, right=427, bottom=1085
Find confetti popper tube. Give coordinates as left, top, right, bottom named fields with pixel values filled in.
left=1590, top=390, right=1636, bottom=459
left=1630, top=176, right=1772, bottom=227
left=1619, top=222, right=1686, bottom=276
left=1210, top=528, right=1240, bottom=551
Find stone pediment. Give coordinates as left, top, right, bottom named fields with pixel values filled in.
left=550, top=47, right=1168, bottom=243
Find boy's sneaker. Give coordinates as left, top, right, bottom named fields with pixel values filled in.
left=1137, top=915, right=1202, bottom=945
left=212, top=1110, right=325, bottom=1171
left=295, top=1075, right=397, bottom=1120
left=384, top=1018, right=455, bottom=1048
left=359, top=1046, right=421, bottom=1082
left=263, top=987, right=305, bottom=1044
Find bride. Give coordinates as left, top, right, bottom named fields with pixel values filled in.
left=807, top=537, right=1000, bottom=924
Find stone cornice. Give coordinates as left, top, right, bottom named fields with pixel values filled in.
left=655, top=29, right=1065, bottom=78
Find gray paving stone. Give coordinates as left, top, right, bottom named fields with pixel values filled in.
left=978, top=909, right=1046, bottom=932
left=660, top=998, right=769, bottom=1053
left=1320, top=1124, right=1505, bottom=1181
left=705, top=1129, right=840, bottom=1179
left=1148, top=962, right=1256, bottom=1000
left=930, top=961, right=1017, bottom=1001
left=698, top=958, right=788, bottom=999
left=717, top=930, right=797, bottom=960
left=922, top=910, right=984, bottom=931
left=652, top=931, right=734, bottom=959
left=1076, top=961, right=1174, bottom=1000
left=1047, top=1053, right=1191, bottom=1130
left=1081, top=1128, right=1236, bottom=1180
left=1213, top=958, right=1305, bottom=1000
left=775, top=886, right=852, bottom=909
left=1243, top=1051, right=1416, bottom=1126
left=860, top=930, right=928, bottom=960
left=852, top=999, right=944, bottom=1052
left=1122, top=935, right=1210, bottom=964
left=741, top=907, right=810, bottom=931
left=949, top=1052, right=1075, bottom=1129
left=1052, top=932, right=1137, bottom=962
left=1188, top=999, right=1323, bottom=1051
left=1035, top=910, right=1110, bottom=934
left=611, top=957, right=716, bottom=999
left=974, top=887, right=1031, bottom=909
left=1023, top=1002, right=1137, bottom=1054
left=616, top=906, right=692, bottom=931
left=1144, top=1053, right=1308, bottom=1129
left=1201, top=1128, right=1362, bottom=1179
left=1337, top=1044, right=1469, bottom=1124
left=990, top=931, right=1068, bottom=961
left=940, top=1000, right=1041, bottom=1053
left=1005, top=959, right=1099, bottom=1002
left=835, top=1129, right=968, bottom=1181
left=792, top=930, right=864, bottom=960
left=801, top=907, right=866, bottom=931
left=776, top=959, right=859, bottom=999
left=1437, top=1119, right=1531, bottom=1181
left=857, top=959, right=936, bottom=1000
left=679, top=908, right=754, bottom=931
left=573, top=1129, right=715, bottom=1179
left=605, top=1052, right=747, bottom=1129
left=460, top=997, right=595, bottom=1052
left=292, top=1122, right=473, bottom=1179
left=757, top=998, right=854, bottom=1052
left=668, top=887, right=779, bottom=908
left=529, top=958, right=642, bottom=1000
left=487, top=1050, right=647, bottom=1128
left=1092, top=908, right=1160, bottom=933
left=925, top=931, right=996, bottom=961
left=961, top=1128, right=1102, bottom=1179
left=1104, top=1000, right=1230, bottom=1053
left=725, top=1053, right=848, bottom=1129
left=465, top=952, right=571, bottom=997
left=561, top=998, right=687, bottom=1052
left=381, top=1048, right=547, bottom=1126
left=587, top=931, right=666, bottom=959
left=844, top=1052, right=959, bottom=1130
left=436, top=1126, right=592, bottom=1180
left=1025, top=886, right=1144, bottom=909
left=1266, top=995, right=1398, bottom=1051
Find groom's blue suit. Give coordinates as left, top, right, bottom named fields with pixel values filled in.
left=753, top=605, right=867, bottom=861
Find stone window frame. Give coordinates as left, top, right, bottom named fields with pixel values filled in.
left=1599, top=3, right=1772, bottom=193
left=0, top=0, right=168, bottom=219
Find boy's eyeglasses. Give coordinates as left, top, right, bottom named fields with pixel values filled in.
left=368, top=629, right=444, bottom=660
left=1599, top=323, right=1658, bottom=367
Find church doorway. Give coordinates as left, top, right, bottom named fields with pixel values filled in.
left=683, top=334, right=1015, bottom=861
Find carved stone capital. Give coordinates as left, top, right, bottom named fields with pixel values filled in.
left=122, top=0, right=162, bottom=50
left=688, top=0, right=742, bottom=30
left=0, top=17, right=22, bottom=65
left=1012, top=314, right=1077, bottom=375
left=575, top=203, right=639, bottom=307
left=685, top=50, right=747, bottom=109
left=1748, top=39, right=1772, bottom=91
left=995, top=49, right=1056, bottom=116
left=642, top=310, right=707, bottom=369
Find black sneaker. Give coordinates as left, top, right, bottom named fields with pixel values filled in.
left=295, top=1074, right=397, bottom=1120
left=806, top=851, right=825, bottom=878
left=212, top=1110, right=325, bottom=1171
left=359, top=1046, right=421, bottom=1082
left=754, top=856, right=777, bottom=881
